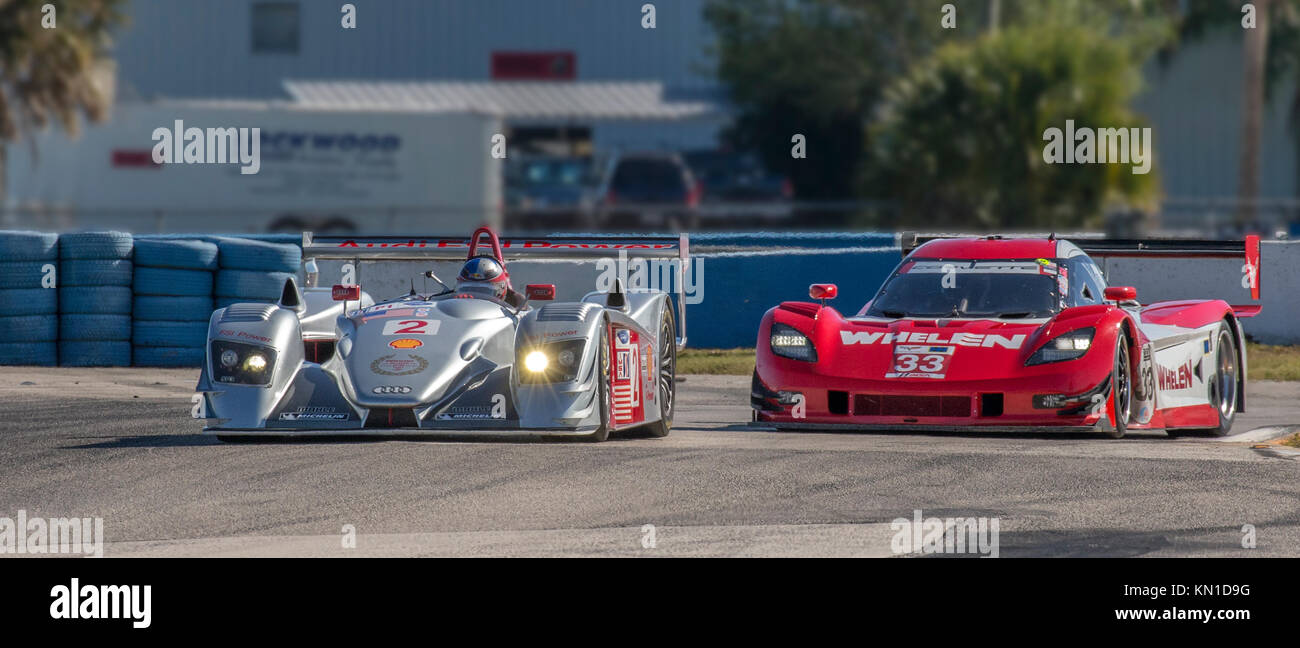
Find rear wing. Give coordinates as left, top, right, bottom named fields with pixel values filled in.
left=302, top=230, right=691, bottom=348
left=899, top=232, right=1261, bottom=301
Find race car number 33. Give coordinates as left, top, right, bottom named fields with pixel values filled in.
left=886, top=345, right=954, bottom=379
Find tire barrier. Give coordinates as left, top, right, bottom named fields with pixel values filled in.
left=215, top=270, right=295, bottom=301
left=213, top=237, right=302, bottom=273
left=0, top=341, right=57, bottom=366
left=0, top=231, right=59, bottom=365
left=131, top=238, right=219, bottom=369
left=58, top=341, right=132, bottom=367
left=57, top=232, right=134, bottom=367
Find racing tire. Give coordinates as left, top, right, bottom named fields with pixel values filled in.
left=0, top=230, right=59, bottom=261
left=133, top=239, right=219, bottom=270
left=0, top=288, right=57, bottom=316
left=58, top=231, right=133, bottom=260
left=581, top=325, right=613, bottom=443
left=59, top=286, right=132, bottom=315
left=0, top=314, right=58, bottom=343
left=216, top=270, right=295, bottom=301
left=0, top=261, right=58, bottom=289
left=133, top=296, right=214, bottom=322
left=133, top=267, right=215, bottom=297
left=0, top=341, right=57, bottom=366
left=640, top=305, right=676, bottom=438
left=1193, top=322, right=1239, bottom=437
left=60, top=259, right=133, bottom=287
left=133, top=321, right=207, bottom=348
left=58, top=341, right=131, bottom=367
left=133, top=346, right=205, bottom=367
left=1105, top=331, right=1133, bottom=439
left=214, top=238, right=302, bottom=273
left=60, top=314, right=132, bottom=342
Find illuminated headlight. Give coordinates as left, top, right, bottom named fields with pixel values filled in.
left=244, top=353, right=268, bottom=371
left=210, top=341, right=277, bottom=385
left=1026, top=327, right=1095, bottom=366
left=524, top=350, right=549, bottom=373
left=770, top=323, right=817, bottom=362
left=518, top=339, right=587, bottom=383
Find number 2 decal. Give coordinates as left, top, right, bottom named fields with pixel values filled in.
left=381, top=319, right=440, bottom=336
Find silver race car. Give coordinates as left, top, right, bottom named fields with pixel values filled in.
left=196, top=227, right=688, bottom=442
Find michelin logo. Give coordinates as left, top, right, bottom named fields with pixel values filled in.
left=841, top=330, right=1026, bottom=349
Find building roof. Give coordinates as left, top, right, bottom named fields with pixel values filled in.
left=281, top=80, right=719, bottom=121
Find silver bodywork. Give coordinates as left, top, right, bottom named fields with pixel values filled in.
left=197, top=232, right=685, bottom=438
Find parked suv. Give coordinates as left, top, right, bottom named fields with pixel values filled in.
left=593, top=152, right=700, bottom=230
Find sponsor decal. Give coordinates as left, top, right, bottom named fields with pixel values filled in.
left=279, top=407, right=348, bottom=421
left=436, top=405, right=494, bottom=420
left=370, top=354, right=429, bottom=376
left=841, top=330, right=1026, bottom=349
left=218, top=329, right=273, bottom=344
left=886, top=345, right=955, bottom=379
left=1156, top=359, right=1196, bottom=391
left=388, top=338, right=423, bottom=350
left=617, top=329, right=630, bottom=344
left=363, top=308, right=433, bottom=323
left=336, top=239, right=676, bottom=250
left=544, top=329, right=580, bottom=338
left=372, top=385, right=413, bottom=395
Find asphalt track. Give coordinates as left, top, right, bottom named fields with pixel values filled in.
left=1, top=367, right=1297, bottom=557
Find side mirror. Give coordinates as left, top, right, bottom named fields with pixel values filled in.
left=809, top=283, right=838, bottom=301
left=1104, top=286, right=1137, bottom=302
left=526, top=284, right=556, bottom=301
left=303, top=258, right=319, bottom=288
left=332, top=284, right=361, bottom=301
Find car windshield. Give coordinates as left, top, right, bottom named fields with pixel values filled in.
left=865, top=258, right=1061, bottom=319
left=508, top=159, right=590, bottom=187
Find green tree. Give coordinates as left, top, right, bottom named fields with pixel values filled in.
left=868, top=19, right=1164, bottom=228
left=704, top=0, right=975, bottom=201
left=0, top=0, right=125, bottom=203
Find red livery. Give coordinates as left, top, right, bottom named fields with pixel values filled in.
left=752, top=235, right=1262, bottom=438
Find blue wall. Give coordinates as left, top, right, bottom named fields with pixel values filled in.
left=683, top=233, right=899, bottom=348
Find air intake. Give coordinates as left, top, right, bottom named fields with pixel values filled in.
left=220, top=303, right=276, bottom=323
left=538, top=303, right=594, bottom=322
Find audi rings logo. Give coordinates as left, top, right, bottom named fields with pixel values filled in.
left=373, top=385, right=413, bottom=395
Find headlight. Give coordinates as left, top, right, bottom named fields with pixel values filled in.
left=769, top=323, right=817, bottom=362
left=210, top=341, right=278, bottom=385
left=1025, top=327, right=1095, bottom=366
left=524, top=350, right=549, bottom=373
left=518, top=339, right=587, bottom=383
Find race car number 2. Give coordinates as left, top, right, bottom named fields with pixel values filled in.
left=886, top=345, right=954, bottom=379
left=381, top=319, right=441, bottom=336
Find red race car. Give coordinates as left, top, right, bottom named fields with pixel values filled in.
left=752, top=234, right=1262, bottom=438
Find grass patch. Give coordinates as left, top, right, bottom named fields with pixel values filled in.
left=679, top=343, right=1300, bottom=380
left=678, top=348, right=755, bottom=375
left=1246, top=343, right=1300, bottom=381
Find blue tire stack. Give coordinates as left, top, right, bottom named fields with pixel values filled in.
left=57, top=231, right=135, bottom=366
left=213, top=237, right=301, bottom=309
left=132, top=239, right=219, bottom=367
left=0, top=231, right=60, bottom=366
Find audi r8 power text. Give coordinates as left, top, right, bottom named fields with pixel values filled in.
left=196, top=227, right=686, bottom=442
left=752, top=234, right=1262, bottom=438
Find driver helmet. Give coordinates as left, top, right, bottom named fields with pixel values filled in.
left=457, top=256, right=509, bottom=300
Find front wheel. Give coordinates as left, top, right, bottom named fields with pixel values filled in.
left=582, top=325, right=613, bottom=443
left=642, top=305, right=676, bottom=438
left=1105, top=331, right=1133, bottom=439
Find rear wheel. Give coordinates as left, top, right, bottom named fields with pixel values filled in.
left=582, top=325, right=613, bottom=443
left=1201, top=322, right=1238, bottom=437
left=643, top=306, right=677, bottom=438
left=1105, top=331, right=1132, bottom=439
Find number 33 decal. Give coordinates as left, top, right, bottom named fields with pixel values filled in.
left=381, top=319, right=441, bottom=336
left=894, top=353, right=946, bottom=373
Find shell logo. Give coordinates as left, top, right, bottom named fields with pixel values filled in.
left=388, top=338, right=423, bottom=350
